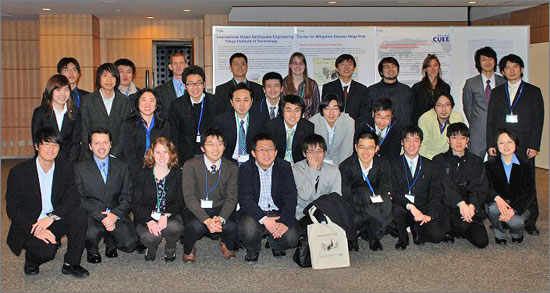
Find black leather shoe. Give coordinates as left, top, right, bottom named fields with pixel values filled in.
left=87, top=252, right=102, bottom=264
left=412, top=230, right=425, bottom=245
left=135, top=243, right=147, bottom=254
left=512, top=236, right=524, bottom=243
left=62, top=264, right=90, bottom=278
left=245, top=250, right=259, bottom=263
left=368, top=239, right=383, bottom=251
left=164, top=252, right=176, bottom=263
left=443, top=233, right=455, bottom=243
left=348, top=239, right=359, bottom=251
left=526, top=227, right=540, bottom=235
left=395, top=239, right=408, bottom=250
left=24, top=260, right=39, bottom=275
left=144, top=248, right=156, bottom=261
left=105, top=248, right=118, bottom=258
left=265, top=241, right=270, bottom=249
left=271, top=249, right=286, bottom=258
left=495, top=237, right=507, bottom=245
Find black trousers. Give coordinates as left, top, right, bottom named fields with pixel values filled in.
left=24, top=207, right=87, bottom=266
left=353, top=195, right=393, bottom=241
left=183, top=207, right=238, bottom=255
left=440, top=205, right=488, bottom=248
left=392, top=204, right=445, bottom=243
left=85, top=215, right=138, bottom=254
left=136, top=215, right=184, bottom=256
left=523, top=157, right=538, bottom=230
left=239, top=212, right=299, bottom=253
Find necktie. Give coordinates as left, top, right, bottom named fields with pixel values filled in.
left=484, top=80, right=491, bottom=103
left=377, top=130, right=382, bottom=139
left=343, top=86, right=349, bottom=101
left=269, top=107, right=276, bottom=119
left=100, top=162, right=107, bottom=183
left=210, top=164, right=217, bottom=174
left=238, top=119, right=246, bottom=155
left=409, top=160, right=415, bottom=177
left=284, top=128, right=295, bottom=163
left=178, top=83, right=183, bottom=97
left=315, top=175, right=320, bottom=192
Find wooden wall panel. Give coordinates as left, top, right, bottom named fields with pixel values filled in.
left=2, top=41, right=39, bottom=69
left=133, top=67, right=153, bottom=89
left=0, top=98, right=40, bottom=127
left=39, top=14, right=94, bottom=36
left=1, top=71, right=41, bottom=98
left=106, top=39, right=153, bottom=67
left=2, top=20, right=39, bottom=40
left=39, top=36, right=95, bottom=67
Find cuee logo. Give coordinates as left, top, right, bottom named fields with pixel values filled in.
left=433, top=34, right=450, bottom=42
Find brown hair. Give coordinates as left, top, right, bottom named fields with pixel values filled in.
left=284, top=52, right=312, bottom=99
left=143, top=136, right=179, bottom=169
left=420, top=54, right=447, bottom=103
left=42, top=74, right=74, bottom=120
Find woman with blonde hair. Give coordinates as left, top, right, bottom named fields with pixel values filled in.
left=282, top=52, right=320, bottom=119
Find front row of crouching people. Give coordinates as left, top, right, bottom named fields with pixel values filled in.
left=6, top=123, right=535, bottom=277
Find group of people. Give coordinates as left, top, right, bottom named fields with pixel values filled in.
left=6, top=46, right=544, bottom=279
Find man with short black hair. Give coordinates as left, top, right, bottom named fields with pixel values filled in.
left=254, top=71, right=284, bottom=121
left=155, top=52, right=188, bottom=117
left=114, top=58, right=140, bottom=100
left=57, top=57, right=90, bottom=108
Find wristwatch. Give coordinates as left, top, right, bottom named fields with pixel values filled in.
left=46, top=213, right=60, bottom=221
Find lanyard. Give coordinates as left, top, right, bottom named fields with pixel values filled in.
left=153, top=168, right=167, bottom=212
left=361, top=169, right=375, bottom=195
left=298, top=83, right=305, bottom=99
left=402, top=155, right=422, bottom=194
left=438, top=118, right=447, bottom=134
left=377, top=121, right=395, bottom=147
left=326, top=125, right=336, bottom=154
left=196, top=99, right=205, bottom=135
left=204, top=160, right=222, bottom=200
left=74, top=89, right=81, bottom=108
left=505, top=81, right=524, bottom=114
left=125, top=87, right=130, bottom=97
left=142, top=115, right=155, bottom=153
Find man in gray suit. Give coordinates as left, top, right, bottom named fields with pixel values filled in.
left=462, top=47, right=506, bottom=158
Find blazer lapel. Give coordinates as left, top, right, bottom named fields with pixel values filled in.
left=88, top=159, right=106, bottom=186
left=51, top=163, right=62, bottom=204
left=29, top=161, right=42, bottom=204
left=94, top=93, right=109, bottom=118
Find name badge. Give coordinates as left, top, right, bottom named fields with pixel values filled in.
left=370, top=195, right=383, bottom=203
left=405, top=194, right=415, bottom=203
left=151, top=211, right=162, bottom=221
left=196, top=135, right=201, bottom=143
left=201, top=199, right=213, bottom=209
left=238, top=154, right=250, bottom=163
left=323, top=158, right=334, bottom=165
left=506, top=114, right=518, bottom=123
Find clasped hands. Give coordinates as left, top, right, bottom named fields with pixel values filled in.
left=147, top=215, right=168, bottom=236
left=495, top=196, right=515, bottom=222
left=102, top=211, right=118, bottom=232
left=31, top=216, right=56, bottom=244
left=458, top=201, right=476, bottom=223
left=263, top=216, right=288, bottom=238
left=203, top=216, right=224, bottom=234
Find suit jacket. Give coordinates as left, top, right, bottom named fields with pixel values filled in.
left=72, top=88, right=90, bottom=108
left=215, top=110, right=268, bottom=163
left=155, top=78, right=182, bottom=119
left=390, top=155, right=442, bottom=218
left=321, top=79, right=368, bottom=120
left=132, top=167, right=184, bottom=226
left=6, top=158, right=80, bottom=255
left=309, top=112, right=354, bottom=166
left=237, top=157, right=297, bottom=227
left=75, top=156, right=133, bottom=221
left=252, top=97, right=283, bottom=121
left=485, top=157, right=536, bottom=215
left=462, top=74, right=506, bottom=158
left=120, top=115, right=171, bottom=178
left=265, top=117, right=314, bottom=164
left=486, top=81, right=545, bottom=157
left=354, top=115, right=403, bottom=158
left=214, top=79, right=264, bottom=114
left=168, top=92, right=220, bottom=164
left=366, top=80, right=415, bottom=126
left=31, top=104, right=82, bottom=163
left=80, top=90, right=132, bottom=159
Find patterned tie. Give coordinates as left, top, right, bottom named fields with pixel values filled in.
left=100, top=162, right=107, bottom=183
left=343, top=86, right=349, bottom=101
left=210, top=164, right=217, bottom=174
left=409, top=160, right=415, bottom=177
left=178, top=83, right=184, bottom=97
left=377, top=130, right=382, bottom=139
left=269, top=107, right=276, bottom=119
left=484, top=80, right=491, bottom=103
left=284, top=128, right=295, bottom=163
left=238, top=119, right=246, bottom=155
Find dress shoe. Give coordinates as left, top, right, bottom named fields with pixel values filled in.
left=368, top=239, right=383, bottom=251
left=443, top=233, right=455, bottom=243
left=135, top=243, right=147, bottom=254
left=526, top=227, right=540, bottom=235
left=179, top=235, right=185, bottom=245
left=245, top=250, right=259, bottom=263
left=183, top=248, right=196, bottom=263
left=265, top=241, right=270, bottom=249
left=411, top=229, right=425, bottom=245
left=271, top=249, right=286, bottom=258
left=495, top=237, right=507, bottom=245
left=395, top=239, right=408, bottom=250
left=144, top=248, right=156, bottom=261
left=62, top=264, right=90, bottom=278
left=220, top=242, right=236, bottom=259
left=512, top=236, right=524, bottom=243
left=348, top=239, right=359, bottom=251
left=105, top=248, right=118, bottom=258
left=86, top=252, right=102, bottom=264
left=24, top=260, right=39, bottom=275
left=164, top=251, right=176, bottom=263
left=206, top=233, right=220, bottom=240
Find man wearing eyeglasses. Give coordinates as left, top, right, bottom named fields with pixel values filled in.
left=57, top=57, right=90, bottom=108
left=168, top=65, right=220, bottom=165
left=155, top=52, right=188, bottom=118
left=238, top=133, right=299, bottom=263
left=339, top=131, right=393, bottom=252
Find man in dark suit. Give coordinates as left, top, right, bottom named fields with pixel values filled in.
left=115, top=58, right=140, bottom=101
left=6, top=127, right=89, bottom=277
left=486, top=54, right=545, bottom=235
left=154, top=52, right=188, bottom=118
left=215, top=53, right=264, bottom=113
left=366, top=57, right=414, bottom=126
left=216, top=83, right=268, bottom=165
left=339, top=131, right=393, bottom=252
left=355, top=98, right=403, bottom=159
left=253, top=72, right=284, bottom=121
left=57, top=57, right=90, bottom=108
left=321, top=54, right=368, bottom=119
left=390, top=125, right=445, bottom=250
left=80, top=63, right=132, bottom=160
left=462, top=47, right=506, bottom=158
left=169, top=65, right=220, bottom=165
left=265, top=95, right=314, bottom=164
left=238, top=133, right=299, bottom=263
left=75, top=127, right=137, bottom=264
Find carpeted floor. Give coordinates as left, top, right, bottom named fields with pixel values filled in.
left=1, top=159, right=548, bottom=292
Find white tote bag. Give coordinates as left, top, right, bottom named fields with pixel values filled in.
left=307, top=206, right=350, bottom=269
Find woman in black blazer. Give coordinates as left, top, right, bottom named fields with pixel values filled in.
left=120, top=88, right=170, bottom=178
left=485, top=128, right=535, bottom=245
left=31, top=74, right=81, bottom=163
left=132, top=137, right=184, bottom=262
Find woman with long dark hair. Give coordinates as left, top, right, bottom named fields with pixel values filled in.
left=282, top=52, right=320, bottom=119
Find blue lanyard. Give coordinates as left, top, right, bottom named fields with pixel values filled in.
left=204, top=160, right=222, bottom=200
left=142, top=115, right=155, bottom=153
left=377, top=121, right=395, bottom=147
left=505, top=81, right=524, bottom=114
left=125, top=88, right=130, bottom=97
left=361, top=169, right=376, bottom=195
left=438, top=119, right=447, bottom=134
left=74, top=89, right=81, bottom=108
left=402, top=155, right=422, bottom=194
left=196, top=99, right=205, bottom=135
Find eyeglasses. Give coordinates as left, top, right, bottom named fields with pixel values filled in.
left=306, top=149, right=325, bottom=155
left=356, top=145, right=376, bottom=151
left=382, top=64, right=398, bottom=69
left=185, top=81, right=204, bottom=88
left=204, top=142, right=224, bottom=148
left=255, top=148, right=276, bottom=154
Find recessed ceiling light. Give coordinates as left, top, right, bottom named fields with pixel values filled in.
left=102, top=0, right=117, bottom=3
left=42, top=8, right=51, bottom=11
left=328, top=1, right=337, bottom=3
left=146, top=16, right=154, bottom=19
left=467, top=1, right=477, bottom=3
left=182, top=9, right=192, bottom=12
left=115, top=9, right=121, bottom=12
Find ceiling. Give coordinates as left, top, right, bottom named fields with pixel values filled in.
left=1, top=0, right=547, bottom=20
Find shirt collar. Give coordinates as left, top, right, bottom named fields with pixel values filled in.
left=53, top=104, right=68, bottom=116
left=358, top=157, right=373, bottom=175
left=99, top=88, right=115, bottom=100
left=481, top=73, right=496, bottom=87
left=255, top=161, right=274, bottom=172
left=339, top=78, right=351, bottom=88
left=284, top=121, right=297, bottom=132
left=191, top=93, right=205, bottom=105
left=93, top=155, right=109, bottom=167
left=508, top=79, right=522, bottom=89
left=36, top=157, right=55, bottom=176
left=501, top=154, right=520, bottom=166
left=266, top=97, right=280, bottom=107
left=235, top=112, right=249, bottom=124
left=172, top=78, right=184, bottom=87
left=118, top=82, right=137, bottom=96
left=404, top=154, right=419, bottom=165
left=203, top=155, right=221, bottom=170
